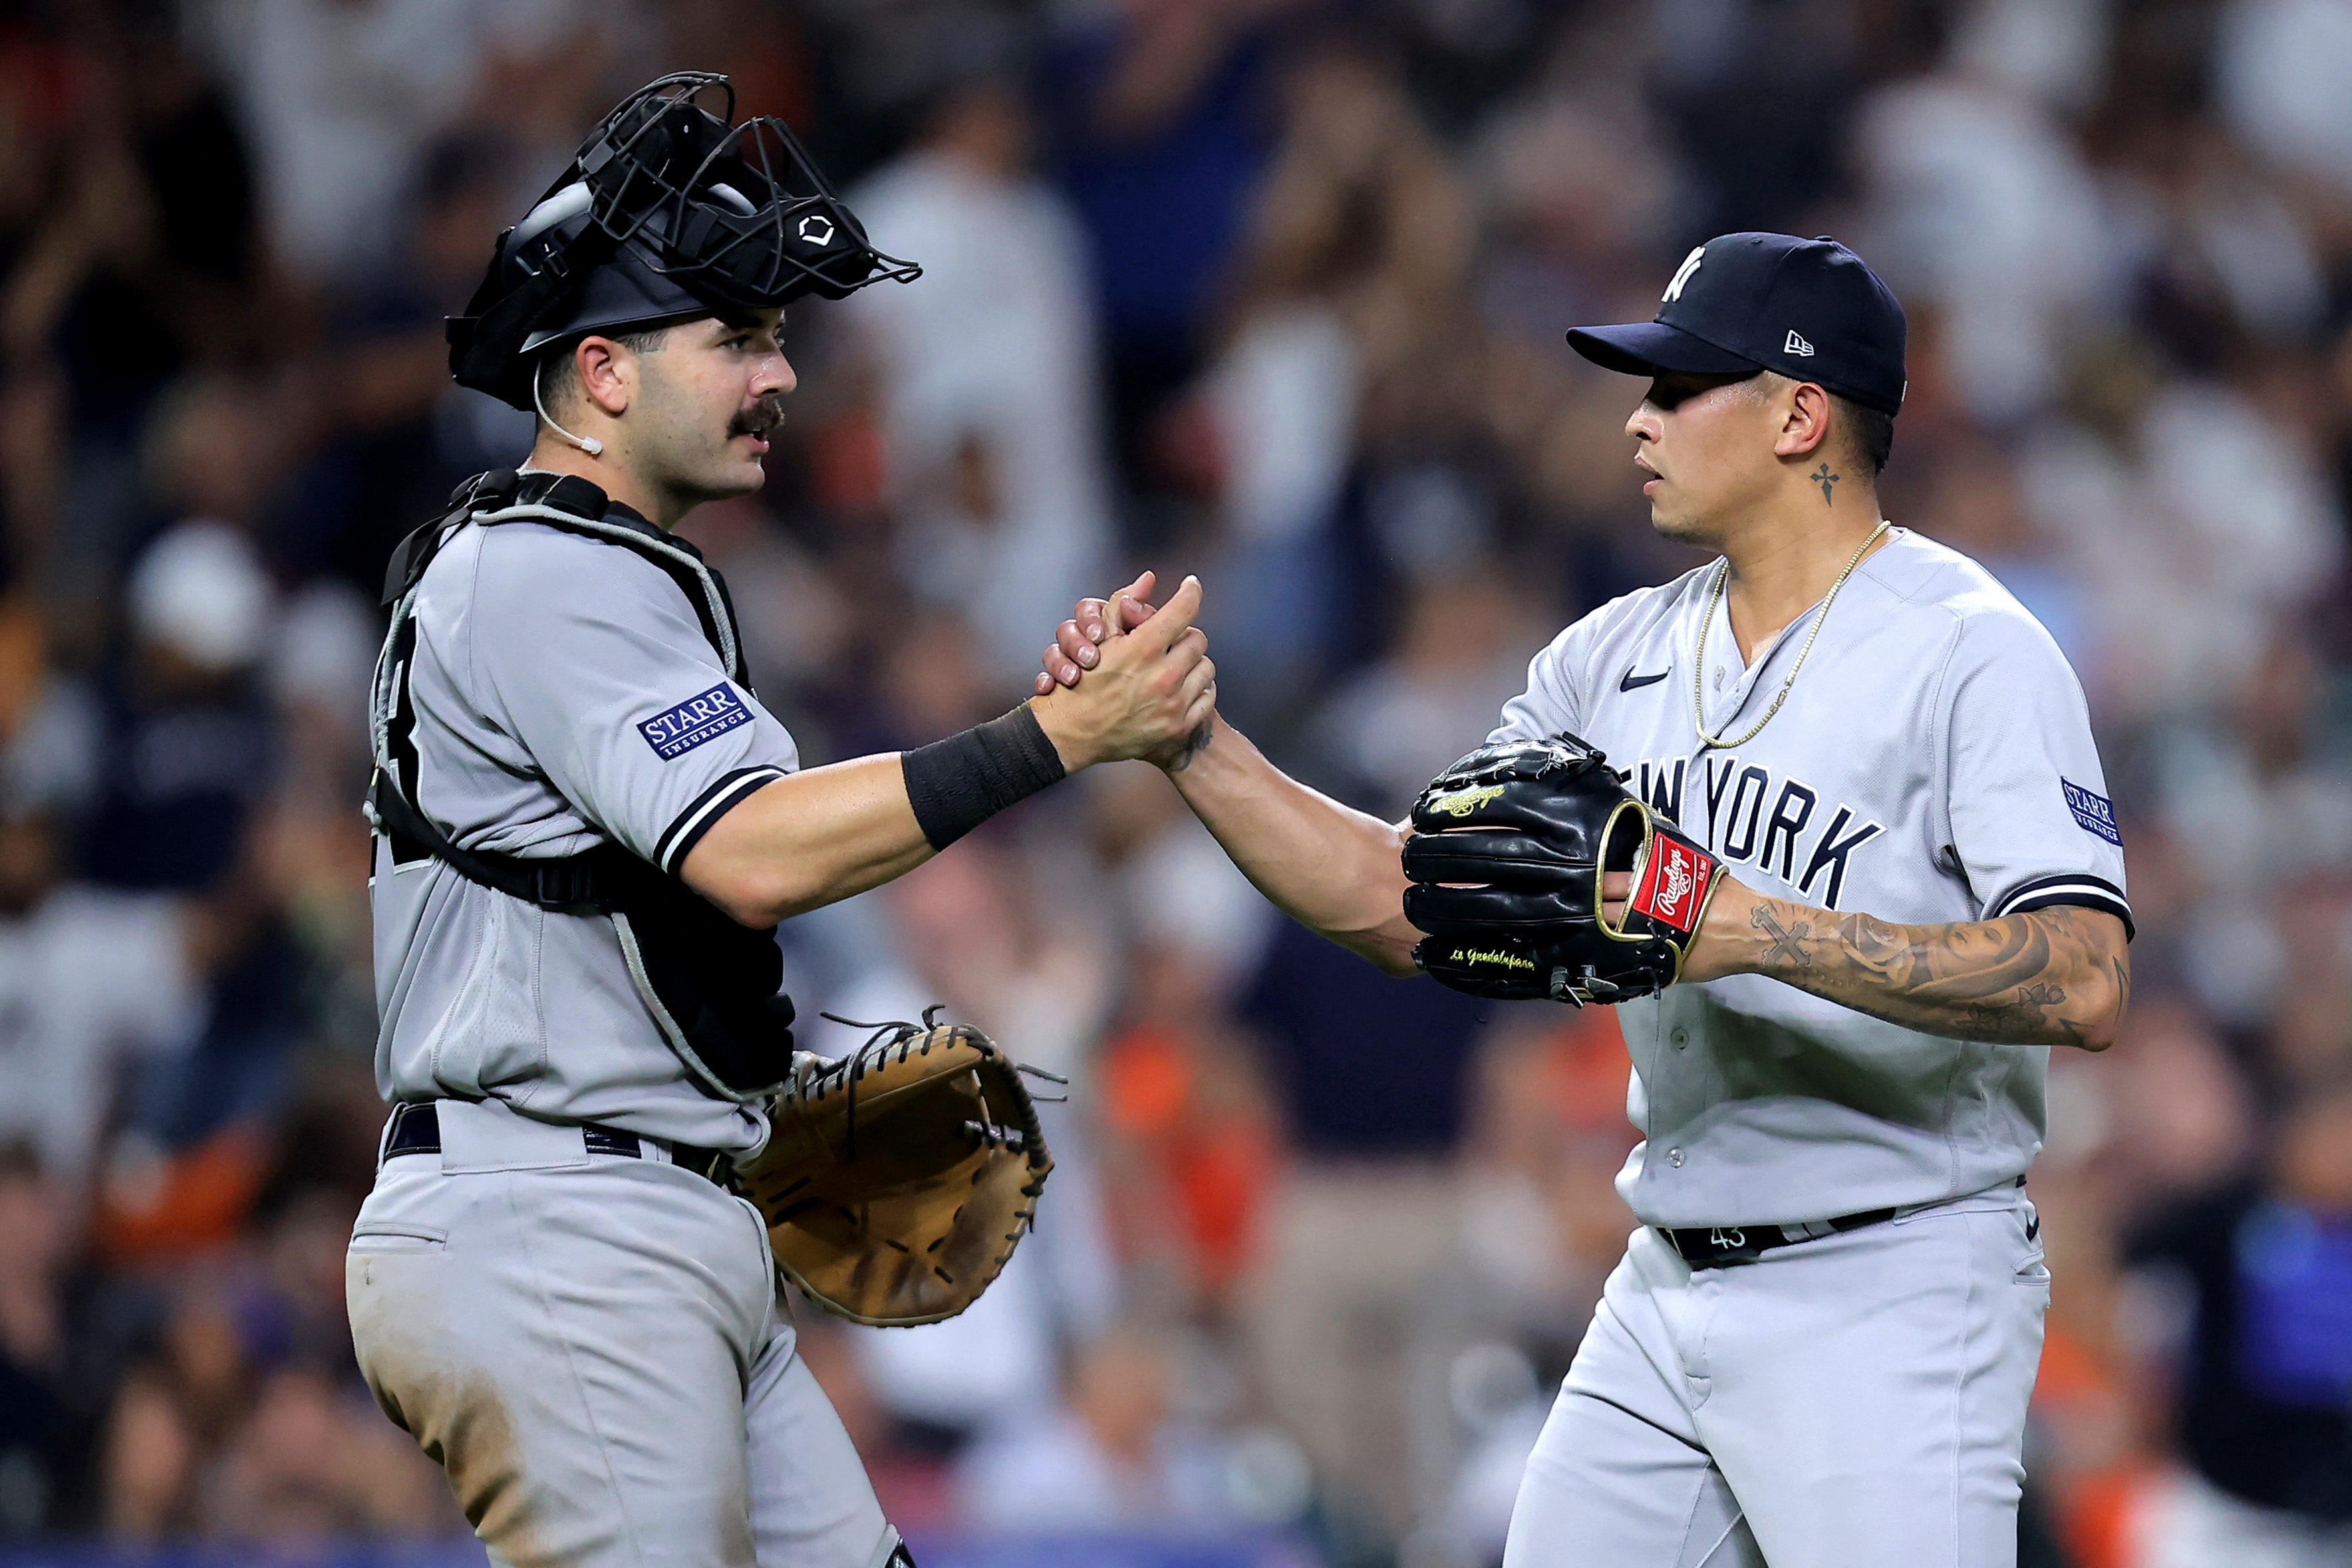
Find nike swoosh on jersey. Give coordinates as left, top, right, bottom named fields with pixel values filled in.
left=1620, top=666, right=1671, bottom=692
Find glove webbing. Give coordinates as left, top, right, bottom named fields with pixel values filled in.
left=812, top=1009, right=1067, bottom=1169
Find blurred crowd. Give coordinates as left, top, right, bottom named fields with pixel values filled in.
left=1, top=0, right=2349, bottom=1565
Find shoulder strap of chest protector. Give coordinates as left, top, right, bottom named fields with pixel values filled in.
left=365, top=469, right=793, bottom=1102
left=365, top=468, right=752, bottom=912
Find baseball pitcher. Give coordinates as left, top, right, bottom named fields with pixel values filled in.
left=1042, top=233, right=2129, bottom=1566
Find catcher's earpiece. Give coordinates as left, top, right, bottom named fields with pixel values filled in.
left=533, top=357, right=605, bottom=457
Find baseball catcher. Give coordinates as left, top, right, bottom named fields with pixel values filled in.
left=349, top=71, right=1213, bottom=1568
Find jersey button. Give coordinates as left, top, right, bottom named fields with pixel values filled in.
left=1668, top=1148, right=1684, bottom=1167
left=1670, top=1026, right=1690, bottom=1049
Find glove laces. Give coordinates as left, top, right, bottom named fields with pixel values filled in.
left=813, top=1009, right=1070, bottom=1163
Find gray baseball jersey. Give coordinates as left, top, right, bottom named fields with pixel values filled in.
left=368, top=479, right=799, bottom=1156
left=1489, top=527, right=2129, bottom=1229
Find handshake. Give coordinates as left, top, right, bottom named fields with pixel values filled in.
left=1015, top=573, right=1729, bottom=1010
left=1024, top=571, right=1215, bottom=773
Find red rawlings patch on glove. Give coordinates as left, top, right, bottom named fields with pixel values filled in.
left=1631, top=836, right=1716, bottom=940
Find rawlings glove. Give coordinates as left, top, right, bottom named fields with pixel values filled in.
left=735, top=1011, right=1061, bottom=1327
left=1402, top=734, right=1722, bottom=1004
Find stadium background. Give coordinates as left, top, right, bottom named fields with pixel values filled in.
left=1, top=1, right=2350, bottom=1564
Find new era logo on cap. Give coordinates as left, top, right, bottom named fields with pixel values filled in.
left=1784, top=330, right=1815, bottom=356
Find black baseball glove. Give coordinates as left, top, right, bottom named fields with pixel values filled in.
left=1401, top=734, right=1723, bottom=1005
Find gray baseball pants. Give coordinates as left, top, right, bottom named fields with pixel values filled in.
left=345, top=1097, right=901, bottom=1568
left=1503, top=1186, right=2049, bottom=1567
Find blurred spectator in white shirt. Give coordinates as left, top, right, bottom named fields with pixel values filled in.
left=188, top=0, right=617, bottom=287
left=845, top=79, right=1113, bottom=688
left=2018, top=372, right=2341, bottom=723
left=2150, top=636, right=2352, bottom=1024
left=0, top=813, right=202, bottom=1189
left=1097, top=762, right=1278, bottom=993
left=1852, top=61, right=2118, bottom=422
left=2217, top=0, right=2352, bottom=196
left=953, top=1325, right=1243, bottom=1530
left=1168, top=47, right=1479, bottom=723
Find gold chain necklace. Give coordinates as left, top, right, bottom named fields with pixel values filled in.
left=1691, top=520, right=1890, bottom=751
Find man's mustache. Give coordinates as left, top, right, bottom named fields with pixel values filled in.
left=730, top=393, right=788, bottom=439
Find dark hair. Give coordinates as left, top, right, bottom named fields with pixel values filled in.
left=1835, top=394, right=1896, bottom=477
left=541, top=326, right=674, bottom=416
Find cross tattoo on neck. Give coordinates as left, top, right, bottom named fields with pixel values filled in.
left=1811, top=463, right=1840, bottom=505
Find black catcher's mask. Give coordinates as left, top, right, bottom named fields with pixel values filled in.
left=448, top=72, right=921, bottom=410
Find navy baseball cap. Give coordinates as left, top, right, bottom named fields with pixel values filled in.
left=1567, top=233, right=1907, bottom=416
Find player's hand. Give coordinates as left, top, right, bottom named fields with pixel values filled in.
left=1034, top=573, right=1159, bottom=696
left=1028, top=575, right=1213, bottom=770
left=1600, top=871, right=1630, bottom=928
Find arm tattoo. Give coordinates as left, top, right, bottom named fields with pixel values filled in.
left=1743, top=900, right=2125, bottom=1048
left=1164, top=718, right=1214, bottom=774
left=1750, top=905, right=1815, bottom=969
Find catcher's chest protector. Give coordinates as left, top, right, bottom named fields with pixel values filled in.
left=368, top=469, right=798, bottom=1101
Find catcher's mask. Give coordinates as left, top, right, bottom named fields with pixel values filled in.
left=448, top=72, right=921, bottom=411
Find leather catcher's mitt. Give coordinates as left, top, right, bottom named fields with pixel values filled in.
left=1402, top=733, right=1723, bottom=1005
left=736, top=1010, right=1059, bottom=1327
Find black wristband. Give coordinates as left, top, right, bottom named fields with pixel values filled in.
left=901, top=704, right=1068, bottom=850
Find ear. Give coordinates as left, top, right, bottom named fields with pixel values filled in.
left=1771, top=380, right=1833, bottom=461
left=573, top=336, right=636, bottom=418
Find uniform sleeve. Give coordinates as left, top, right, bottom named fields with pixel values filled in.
left=1488, top=619, right=1590, bottom=745
left=470, top=527, right=802, bottom=875
left=1937, top=605, right=2132, bottom=937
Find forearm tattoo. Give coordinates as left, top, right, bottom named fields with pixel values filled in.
left=1745, top=902, right=2124, bottom=1047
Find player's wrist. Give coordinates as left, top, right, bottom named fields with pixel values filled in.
left=901, top=704, right=1072, bottom=850
left=1147, top=711, right=1217, bottom=775
left=1024, top=691, right=1102, bottom=773
left=1682, top=875, right=1765, bottom=983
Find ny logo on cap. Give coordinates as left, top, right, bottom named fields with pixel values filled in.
left=1662, top=245, right=1705, bottom=304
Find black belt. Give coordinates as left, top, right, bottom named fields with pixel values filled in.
left=1659, top=1207, right=1898, bottom=1269
left=1660, top=1176, right=2027, bottom=1269
left=382, top=1101, right=733, bottom=1185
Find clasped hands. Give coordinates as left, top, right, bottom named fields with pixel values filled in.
left=1026, top=572, right=1217, bottom=771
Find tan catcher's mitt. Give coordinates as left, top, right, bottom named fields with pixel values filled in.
left=735, top=1010, right=1060, bottom=1327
